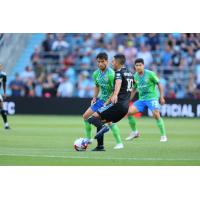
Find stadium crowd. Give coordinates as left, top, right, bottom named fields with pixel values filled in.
left=9, top=33, right=200, bottom=99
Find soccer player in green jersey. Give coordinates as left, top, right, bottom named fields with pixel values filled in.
left=126, top=58, right=167, bottom=142
left=82, top=52, right=123, bottom=149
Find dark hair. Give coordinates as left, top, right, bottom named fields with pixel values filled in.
left=135, top=58, right=144, bottom=65
left=96, top=52, right=108, bottom=60
left=114, top=54, right=126, bottom=65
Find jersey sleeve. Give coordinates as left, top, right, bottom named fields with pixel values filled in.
left=150, top=71, right=159, bottom=84
left=132, top=75, right=137, bottom=89
left=92, top=71, right=99, bottom=87
left=115, top=71, right=122, bottom=80
left=133, top=80, right=137, bottom=89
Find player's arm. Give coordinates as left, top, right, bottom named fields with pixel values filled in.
left=91, top=72, right=99, bottom=105
left=104, top=70, right=115, bottom=105
left=157, top=83, right=165, bottom=105
left=130, top=88, right=137, bottom=101
left=111, top=72, right=122, bottom=104
left=151, top=72, right=165, bottom=105
left=91, top=86, right=99, bottom=104
left=130, top=78, right=137, bottom=101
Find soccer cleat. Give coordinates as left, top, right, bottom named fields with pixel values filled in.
left=4, top=124, right=11, bottom=130
left=91, top=145, right=105, bottom=151
left=114, top=143, right=124, bottom=149
left=85, top=138, right=93, bottom=144
left=160, top=135, right=168, bottom=142
left=94, top=125, right=109, bottom=140
left=125, top=131, right=140, bottom=141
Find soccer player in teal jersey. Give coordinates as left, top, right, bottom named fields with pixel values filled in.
left=126, top=58, right=167, bottom=142
left=82, top=52, right=123, bottom=149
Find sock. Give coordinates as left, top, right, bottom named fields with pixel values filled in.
left=83, top=120, right=92, bottom=139
left=88, top=116, right=104, bottom=146
left=128, top=116, right=137, bottom=131
left=1, top=109, right=8, bottom=124
left=109, top=123, right=122, bottom=144
left=156, top=118, right=166, bottom=136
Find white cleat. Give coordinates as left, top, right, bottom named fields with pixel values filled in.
left=125, top=131, right=140, bottom=141
left=114, top=143, right=124, bottom=149
left=85, top=138, right=93, bottom=144
left=160, top=135, right=168, bottom=142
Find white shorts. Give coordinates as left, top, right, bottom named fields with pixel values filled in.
left=0, top=95, right=3, bottom=102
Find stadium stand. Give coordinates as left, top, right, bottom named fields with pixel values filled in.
left=7, top=33, right=200, bottom=99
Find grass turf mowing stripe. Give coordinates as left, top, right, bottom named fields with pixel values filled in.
left=0, top=153, right=200, bottom=161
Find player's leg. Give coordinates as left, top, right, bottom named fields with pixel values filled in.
left=0, top=97, right=10, bottom=129
left=88, top=103, right=124, bottom=151
left=82, top=107, right=93, bottom=141
left=108, top=122, right=123, bottom=149
left=152, top=110, right=167, bottom=142
left=147, top=100, right=167, bottom=142
left=82, top=99, right=104, bottom=142
left=126, top=101, right=144, bottom=140
left=94, top=103, right=128, bottom=140
left=88, top=112, right=106, bottom=151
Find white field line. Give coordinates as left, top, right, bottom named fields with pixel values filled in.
left=0, top=153, right=199, bottom=161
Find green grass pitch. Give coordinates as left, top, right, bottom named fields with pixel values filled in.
left=0, top=115, right=199, bottom=166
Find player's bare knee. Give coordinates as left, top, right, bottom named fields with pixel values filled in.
left=128, top=107, right=137, bottom=116
left=153, top=110, right=160, bottom=119
left=82, top=113, right=89, bottom=120
left=92, top=112, right=100, bottom=118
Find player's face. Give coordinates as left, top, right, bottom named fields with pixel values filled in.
left=96, top=58, right=108, bottom=71
left=135, top=63, right=144, bottom=74
left=112, top=58, right=119, bottom=70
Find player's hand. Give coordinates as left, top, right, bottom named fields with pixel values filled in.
left=160, top=96, right=165, bottom=105
left=111, top=95, right=118, bottom=104
left=104, top=97, right=111, bottom=106
left=91, top=98, right=97, bottom=105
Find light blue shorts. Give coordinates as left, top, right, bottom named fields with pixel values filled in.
left=133, top=99, right=160, bottom=112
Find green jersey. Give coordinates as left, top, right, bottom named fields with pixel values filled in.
left=92, top=67, right=115, bottom=102
left=133, top=69, right=159, bottom=100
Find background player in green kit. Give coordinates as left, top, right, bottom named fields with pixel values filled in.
left=82, top=52, right=123, bottom=149
left=126, top=58, right=167, bottom=142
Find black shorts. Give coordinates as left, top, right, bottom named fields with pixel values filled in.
left=97, top=102, right=128, bottom=123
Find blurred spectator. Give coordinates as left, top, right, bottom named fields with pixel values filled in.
left=64, top=65, right=76, bottom=85
left=35, top=75, right=44, bottom=97
left=186, top=74, right=196, bottom=98
left=77, top=71, right=94, bottom=98
left=171, top=45, right=182, bottom=67
left=124, top=40, right=137, bottom=65
left=57, top=76, right=74, bottom=97
left=147, top=33, right=160, bottom=51
left=42, top=33, right=55, bottom=52
left=137, top=44, right=153, bottom=67
left=20, top=66, right=36, bottom=82
left=24, top=79, right=35, bottom=97
left=162, top=44, right=172, bottom=66
left=42, top=74, right=56, bottom=97
left=14, top=33, right=200, bottom=99
left=9, top=73, right=24, bottom=96
left=52, top=35, right=69, bottom=51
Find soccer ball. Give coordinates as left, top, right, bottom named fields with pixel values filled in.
left=74, top=138, right=88, bottom=151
